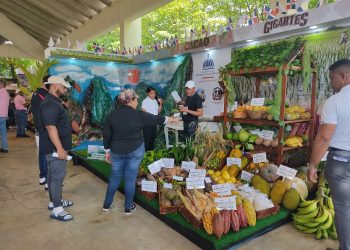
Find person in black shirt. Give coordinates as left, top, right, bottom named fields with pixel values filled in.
left=37, top=76, right=73, bottom=222
left=30, top=75, right=50, bottom=187
left=102, top=89, right=179, bottom=214
left=179, top=80, right=203, bottom=138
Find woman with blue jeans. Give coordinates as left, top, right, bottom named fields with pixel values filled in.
left=103, top=89, right=178, bottom=214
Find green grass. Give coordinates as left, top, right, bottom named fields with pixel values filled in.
left=73, top=149, right=291, bottom=249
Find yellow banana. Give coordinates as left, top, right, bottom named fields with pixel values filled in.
left=326, top=197, right=334, bottom=211
left=312, top=207, right=330, bottom=224
left=296, top=201, right=319, bottom=215
left=319, top=211, right=333, bottom=230
left=299, top=198, right=317, bottom=208
left=301, top=227, right=318, bottom=234
left=293, top=207, right=319, bottom=220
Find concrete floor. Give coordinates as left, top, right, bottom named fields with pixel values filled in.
left=0, top=131, right=339, bottom=250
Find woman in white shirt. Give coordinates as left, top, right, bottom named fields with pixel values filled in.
left=141, top=87, right=162, bottom=151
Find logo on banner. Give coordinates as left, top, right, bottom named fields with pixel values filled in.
left=203, top=54, right=214, bottom=70
left=212, top=87, right=224, bottom=103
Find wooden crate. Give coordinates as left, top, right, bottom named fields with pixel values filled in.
left=180, top=205, right=202, bottom=228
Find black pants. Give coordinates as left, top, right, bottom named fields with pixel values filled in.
left=143, top=126, right=157, bottom=151
left=183, top=121, right=198, bottom=139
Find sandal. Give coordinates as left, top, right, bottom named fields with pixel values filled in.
left=50, top=210, right=73, bottom=222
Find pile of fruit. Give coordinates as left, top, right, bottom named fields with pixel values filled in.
left=285, top=135, right=304, bottom=148
left=206, top=150, right=226, bottom=170
left=285, top=105, right=311, bottom=121
left=159, top=184, right=183, bottom=208
left=206, top=192, right=257, bottom=239
left=292, top=172, right=337, bottom=240
left=208, top=149, right=249, bottom=184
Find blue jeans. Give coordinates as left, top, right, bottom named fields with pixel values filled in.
left=0, top=117, right=8, bottom=150
left=104, top=143, right=145, bottom=209
left=38, top=153, right=48, bottom=179
left=15, top=110, right=27, bottom=136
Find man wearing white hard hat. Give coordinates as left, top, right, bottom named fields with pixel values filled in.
left=179, top=80, right=203, bottom=138
left=37, top=76, right=74, bottom=222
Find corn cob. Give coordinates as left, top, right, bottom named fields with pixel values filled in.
left=243, top=198, right=256, bottom=226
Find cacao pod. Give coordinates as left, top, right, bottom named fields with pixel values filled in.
left=212, top=212, right=224, bottom=239
left=230, top=210, right=240, bottom=232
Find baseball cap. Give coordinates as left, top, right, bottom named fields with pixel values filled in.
left=117, top=89, right=139, bottom=105
left=45, top=76, right=71, bottom=88
left=185, top=80, right=196, bottom=89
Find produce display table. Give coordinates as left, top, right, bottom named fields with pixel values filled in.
left=71, top=149, right=291, bottom=250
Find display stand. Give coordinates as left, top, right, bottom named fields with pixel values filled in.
left=164, top=121, right=184, bottom=148
left=72, top=149, right=291, bottom=250
left=215, top=48, right=317, bottom=166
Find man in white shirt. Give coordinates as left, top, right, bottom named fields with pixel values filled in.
left=308, top=59, right=350, bottom=250
left=141, top=87, right=162, bottom=151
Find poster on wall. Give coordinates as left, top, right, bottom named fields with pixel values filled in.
left=191, top=47, right=232, bottom=117
left=49, top=56, right=185, bottom=104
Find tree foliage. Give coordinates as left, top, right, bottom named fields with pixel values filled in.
left=88, top=0, right=334, bottom=50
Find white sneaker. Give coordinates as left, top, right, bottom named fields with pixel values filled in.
left=39, top=177, right=46, bottom=185
left=45, top=183, right=48, bottom=191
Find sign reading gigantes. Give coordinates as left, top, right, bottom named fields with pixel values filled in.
left=185, top=37, right=210, bottom=50
left=264, top=13, right=308, bottom=34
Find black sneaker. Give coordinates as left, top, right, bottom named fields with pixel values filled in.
left=102, top=202, right=113, bottom=212
left=0, top=149, right=8, bottom=153
left=124, top=203, right=136, bottom=215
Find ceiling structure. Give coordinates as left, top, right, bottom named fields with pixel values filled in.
left=0, top=0, right=172, bottom=59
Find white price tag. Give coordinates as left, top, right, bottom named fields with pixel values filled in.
left=188, top=169, right=207, bottom=179
left=163, top=183, right=173, bottom=189
left=205, top=177, right=212, bottom=183
left=227, top=157, right=241, bottom=167
left=261, top=130, right=274, bottom=140
left=162, top=158, right=175, bottom=168
left=240, top=170, right=254, bottom=183
left=250, top=98, right=265, bottom=106
left=186, top=177, right=205, bottom=189
left=148, top=162, right=161, bottom=175
left=321, top=151, right=328, bottom=162
left=181, top=161, right=196, bottom=172
left=234, top=126, right=242, bottom=132
left=141, top=180, right=157, bottom=193
left=173, top=175, right=184, bottom=181
left=212, top=184, right=232, bottom=196
left=250, top=129, right=262, bottom=136
left=215, top=196, right=237, bottom=210
left=277, top=165, right=297, bottom=180
left=253, top=153, right=267, bottom=163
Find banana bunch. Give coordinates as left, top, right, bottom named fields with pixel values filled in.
left=285, top=136, right=303, bottom=148
left=292, top=197, right=337, bottom=240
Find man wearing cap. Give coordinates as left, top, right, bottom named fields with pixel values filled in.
left=14, top=89, right=30, bottom=138
left=0, top=80, right=9, bottom=153
left=30, top=75, right=51, bottom=188
left=179, top=80, right=203, bottom=138
left=37, top=76, right=73, bottom=222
